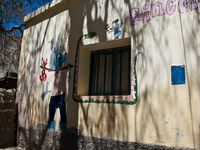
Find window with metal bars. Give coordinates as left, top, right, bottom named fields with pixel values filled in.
left=88, top=45, right=131, bottom=96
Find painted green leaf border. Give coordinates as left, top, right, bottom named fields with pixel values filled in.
left=73, top=34, right=139, bottom=105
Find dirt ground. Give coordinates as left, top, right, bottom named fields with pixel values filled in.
left=0, top=147, right=24, bottom=150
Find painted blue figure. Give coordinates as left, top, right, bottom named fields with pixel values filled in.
left=55, top=52, right=67, bottom=72
left=107, top=19, right=123, bottom=40
left=49, top=34, right=61, bottom=70
left=46, top=52, right=67, bottom=131
left=41, top=34, right=69, bottom=131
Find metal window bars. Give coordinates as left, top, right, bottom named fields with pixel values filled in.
left=89, top=45, right=131, bottom=96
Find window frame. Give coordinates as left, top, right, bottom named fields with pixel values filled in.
left=73, top=38, right=138, bottom=105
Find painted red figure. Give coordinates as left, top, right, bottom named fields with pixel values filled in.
left=105, top=24, right=110, bottom=30
left=40, top=58, right=48, bottom=81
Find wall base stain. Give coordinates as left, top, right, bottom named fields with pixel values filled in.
left=17, top=127, right=194, bottom=150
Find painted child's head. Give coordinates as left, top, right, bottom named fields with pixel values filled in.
left=55, top=52, right=67, bottom=73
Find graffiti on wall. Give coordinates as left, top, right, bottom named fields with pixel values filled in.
left=130, top=0, right=199, bottom=26
left=39, top=34, right=73, bottom=131
left=105, top=19, right=123, bottom=40
left=40, top=58, right=48, bottom=82
left=29, top=69, right=35, bottom=83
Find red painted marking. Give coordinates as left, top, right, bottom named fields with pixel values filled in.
left=40, top=58, right=48, bottom=82
left=105, top=24, right=110, bottom=30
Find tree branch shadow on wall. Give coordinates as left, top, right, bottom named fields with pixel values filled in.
left=16, top=0, right=198, bottom=149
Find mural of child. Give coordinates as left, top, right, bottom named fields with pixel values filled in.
left=47, top=53, right=67, bottom=130
left=40, top=34, right=72, bottom=131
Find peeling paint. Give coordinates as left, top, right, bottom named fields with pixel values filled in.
left=176, top=129, right=184, bottom=137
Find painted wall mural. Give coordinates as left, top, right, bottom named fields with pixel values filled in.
left=105, top=19, right=123, bottom=40
left=29, top=69, right=35, bottom=83
left=38, top=34, right=73, bottom=131
left=40, top=58, right=48, bottom=82
left=130, top=0, right=198, bottom=26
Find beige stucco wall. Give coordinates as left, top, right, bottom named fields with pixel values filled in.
left=17, top=0, right=200, bottom=149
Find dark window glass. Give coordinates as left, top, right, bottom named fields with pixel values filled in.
left=89, top=45, right=130, bottom=96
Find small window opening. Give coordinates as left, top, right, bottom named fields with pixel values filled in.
left=88, top=45, right=131, bottom=96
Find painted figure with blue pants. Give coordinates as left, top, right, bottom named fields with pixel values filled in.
left=44, top=52, right=68, bottom=131
left=41, top=34, right=72, bottom=131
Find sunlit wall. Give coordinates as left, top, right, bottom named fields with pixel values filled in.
left=17, top=0, right=200, bottom=149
